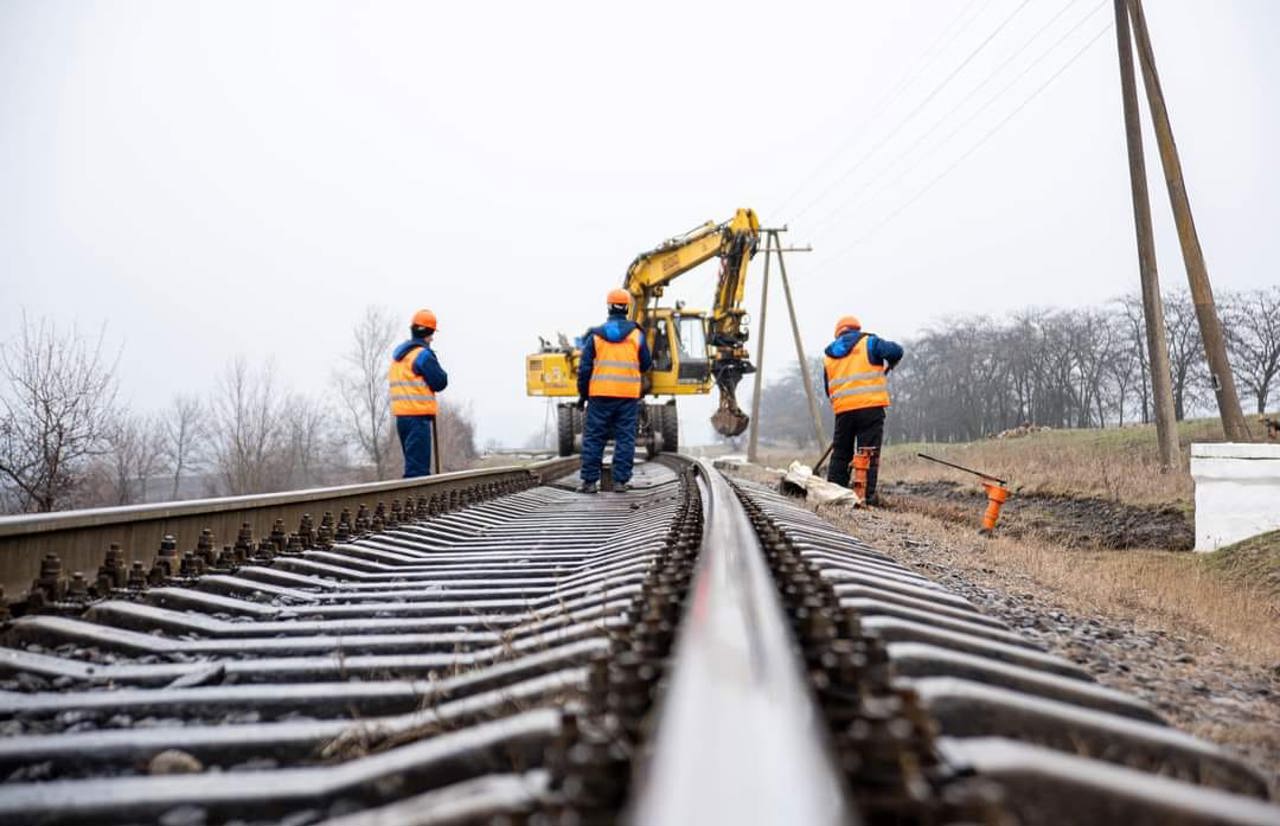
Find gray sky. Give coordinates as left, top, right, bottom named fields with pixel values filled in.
left=2, top=0, right=1277, bottom=448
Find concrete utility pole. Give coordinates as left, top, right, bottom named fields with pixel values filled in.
left=772, top=229, right=828, bottom=450
left=1113, top=0, right=1181, bottom=470
left=1127, top=0, right=1250, bottom=442
left=746, top=234, right=773, bottom=463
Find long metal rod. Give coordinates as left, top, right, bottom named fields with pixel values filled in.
left=627, top=459, right=854, bottom=825
left=1113, top=0, right=1182, bottom=470
left=917, top=452, right=1006, bottom=485
left=1126, top=0, right=1250, bottom=442
left=746, top=233, right=774, bottom=463
left=774, top=230, right=828, bottom=448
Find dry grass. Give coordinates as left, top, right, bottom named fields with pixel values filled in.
left=1202, top=530, right=1280, bottom=599
left=821, top=505, right=1280, bottom=666
left=756, top=417, right=1239, bottom=509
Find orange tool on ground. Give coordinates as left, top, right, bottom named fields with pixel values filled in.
left=851, top=447, right=876, bottom=504
left=916, top=453, right=1010, bottom=534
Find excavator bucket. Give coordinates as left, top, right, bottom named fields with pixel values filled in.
left=711, top=389, right=750, bottom=437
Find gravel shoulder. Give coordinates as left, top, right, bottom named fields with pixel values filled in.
left=723, top=462, right=1280, bottom=795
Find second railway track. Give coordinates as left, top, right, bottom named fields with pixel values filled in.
left=0, top=456, right=1276, bottom=825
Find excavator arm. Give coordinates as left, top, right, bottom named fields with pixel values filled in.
left=621, top=208, right=762, bottom=437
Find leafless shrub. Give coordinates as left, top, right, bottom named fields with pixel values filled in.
left=335, top=306, right=397, bottom=481
left=1222, top=287, right=1280, bottom=415
left=100, top=412, right=167, bottom=505
left=163, top=394, right=209, bottom=499
left=0, top=314, right=119, bottom=512
left=208, top=357, right=288, bottom=495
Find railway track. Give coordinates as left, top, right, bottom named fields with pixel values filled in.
left=0, top=456, right=1276, bottom=825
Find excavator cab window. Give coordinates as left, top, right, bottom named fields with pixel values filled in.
left=674, top=315, right=711, bottom=382
left=675, top=316, right=707, bottom=359
left=652, top=319, right=673, bottom=372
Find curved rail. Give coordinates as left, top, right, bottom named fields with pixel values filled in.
left=628, top=459, right=853, bottom=824
left=0, top=457, right=578, bottom=600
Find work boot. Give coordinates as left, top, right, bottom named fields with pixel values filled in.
left=578, top=481, right=599, bottom=494
left=614, top=481, right=631, bottom=493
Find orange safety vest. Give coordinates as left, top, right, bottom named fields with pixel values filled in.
left=388, top=346, right=439, bottom=416
left=588, top=329, right=643, bottom=399
left=824, top=335, right=890, bottom=413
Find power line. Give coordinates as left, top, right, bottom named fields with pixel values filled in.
left=787, top=0, right=1036, bottom=226
left=769, top=0, right=986, bottom=219
left=810, top=20, right=1115, bottom=271
left=807, top=0, right=1098, bottom=238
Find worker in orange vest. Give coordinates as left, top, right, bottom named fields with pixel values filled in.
left=823, top=315, right=903, bottom=505
left=388, top=309, right=448, bottom=478
left=576, top=289, right=653, bottom=493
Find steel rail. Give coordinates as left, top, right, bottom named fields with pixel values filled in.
left=627, top=459, right=854, bottom=825
left=0, top=456, right=577, bottom=598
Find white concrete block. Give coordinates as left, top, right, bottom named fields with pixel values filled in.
left=1190, top=442, right=1280, bottom=552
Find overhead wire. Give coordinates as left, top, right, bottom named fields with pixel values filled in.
left=806, top=0, right=1099, bottom=238
left=809, top=19, right=1116, bottom=272
left=769, top=0, right=986, bottom=219
left=786, top=0, right=1036, bottom=227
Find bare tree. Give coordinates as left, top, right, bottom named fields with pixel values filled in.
left=1117, top=296, right=1152, bottom=423
left=0, top=314, right=119, bottom=512
left=1223, top=287, right=1280, bottom=415
left=101, top=412, right=167, bottom=505
left=334, top=306, right=398, bottom=481
left=436, top=402, right=480, bottom=472
left=281, top=393, right=335, bottom=489
left=1163, top=291, right=1209, bottom=421
left=163, top=394, right=208, bottom=499
left=209, top=358, right=287, bottom=495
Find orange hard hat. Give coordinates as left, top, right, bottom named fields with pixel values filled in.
left=834, top=315, right=861, bottom=337
left=607, top=288, right=632, bottom=307
left=411, top=309, right=438, bottom=331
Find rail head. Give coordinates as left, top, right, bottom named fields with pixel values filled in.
left=0, top=457, right=578, bottom=538
left=626, top=459, right=854, bottom=825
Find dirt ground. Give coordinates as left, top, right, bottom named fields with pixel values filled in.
left=880, top=480, right=1194, bottom=551
left=723, top=463, right=1280, bottom=796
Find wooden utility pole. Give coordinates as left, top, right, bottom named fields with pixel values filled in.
left=773, top=229, right=828, bottom=450
left=1114, top=0, right=1181, bottom=469
left=1127, top=0, right=1250, bottom=442
left=746, top=234, right=773, bottom=463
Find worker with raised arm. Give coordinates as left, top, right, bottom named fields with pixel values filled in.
left=823, top=315, right=903, bottom=505
left=577, top=289, right=653, bottom=494
left=388, top=309, right=448, bottom=478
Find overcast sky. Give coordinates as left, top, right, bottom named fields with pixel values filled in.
left=2, top=0, right=1277, bottom=448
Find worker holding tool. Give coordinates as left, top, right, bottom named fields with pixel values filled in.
left=577, top=289, right=653, bottom=494
left=823, top=315, right=903, bottom=505
left=388, top=309, right=448, bottom=478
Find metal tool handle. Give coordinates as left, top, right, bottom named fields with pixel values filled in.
left=916, top=452, right=1005, bottom=485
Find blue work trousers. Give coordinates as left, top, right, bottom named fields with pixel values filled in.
left=580, top=397, right=639, bottom=484
left=397, top=415, right=434, bottom=478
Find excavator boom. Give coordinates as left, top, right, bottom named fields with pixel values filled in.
left=621, top=208, right=761, bottom=437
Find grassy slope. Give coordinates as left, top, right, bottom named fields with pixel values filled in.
left=881, top=418, right=1229, bottom=509
left=1203, top=530, right=1280, bottom=599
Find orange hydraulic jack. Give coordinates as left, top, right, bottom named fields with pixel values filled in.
left=851, top=447, right=877, bottom=505
left=980, top=481, right=1010, bottom=534
left=917, top=453, right=1011, bottom=535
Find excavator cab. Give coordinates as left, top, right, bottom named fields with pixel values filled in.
left=646, top=306, right=713, bottom=393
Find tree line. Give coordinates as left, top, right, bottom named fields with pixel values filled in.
left=751, top=288, right=1279, bottom=448
left=0, top=308, right=477, bottom=514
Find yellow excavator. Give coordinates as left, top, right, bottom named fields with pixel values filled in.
left=526, top=208, right=761, bottom=457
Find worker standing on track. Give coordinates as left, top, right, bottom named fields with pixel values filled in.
left=388, top=309, right=448, bottom=478
left=577, top=289, right=653, bottom=494
left=823, top=315, right=903, bottom=505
